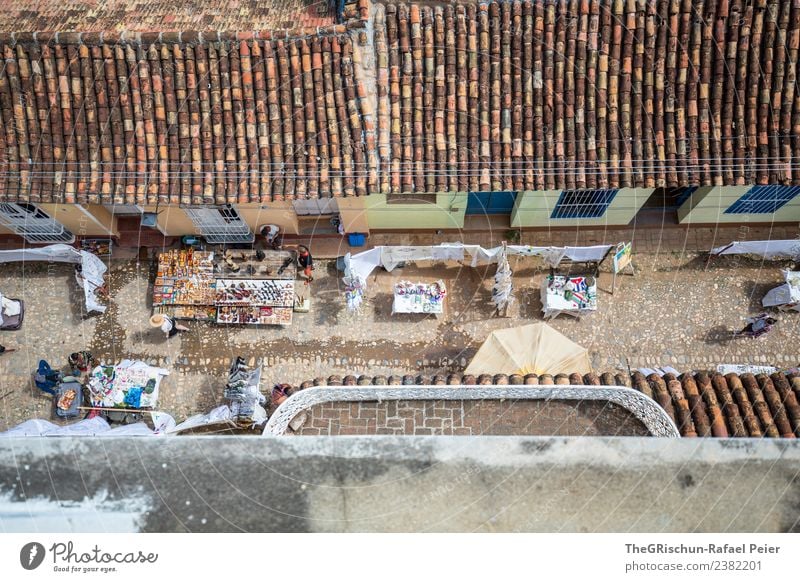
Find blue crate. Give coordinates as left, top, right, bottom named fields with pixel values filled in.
left=348, top=233, right=366, bottom=247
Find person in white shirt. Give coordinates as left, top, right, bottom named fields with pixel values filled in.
left=151, top=314, right=190, bottom=339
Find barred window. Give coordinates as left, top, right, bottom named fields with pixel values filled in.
left=550, top=189, right=619, bottom=219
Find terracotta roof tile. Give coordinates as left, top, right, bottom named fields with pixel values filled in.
left=0, top=0, right=334, bottom=33
left=0, top=34, right=371, bottom=203
left=374, top=0, right=800, bottom=192
left=284, top=370, right=800, bottom=438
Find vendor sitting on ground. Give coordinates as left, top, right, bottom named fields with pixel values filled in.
left=150, top=313, right=190, bottom=339
left=739, top=314, right=777, bottom=336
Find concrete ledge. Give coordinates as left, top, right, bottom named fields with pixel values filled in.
left=1, top=437, right=798, bottom=532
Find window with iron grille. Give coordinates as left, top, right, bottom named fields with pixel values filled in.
left=0, top=203, right=75, bottom=243
left=184, top=205, right=254, bottom=244
left=724, top=185, right=800, bottom=214
left=550, top=189, right=619, bottom=219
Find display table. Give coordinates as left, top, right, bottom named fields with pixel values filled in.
left=392, top=280, right=447, bottom=315
left=86, top=360, right=169, bottom=410
left=216, top=278, right=294, bottom=325
left=153, top=249, right=217, bottom=320
left=541, top=275, right=597, bottom=319
left=153, top=249, right=298, bottom=325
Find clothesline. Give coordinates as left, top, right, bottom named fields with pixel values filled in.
left=344, top=242, right=614, bottom=283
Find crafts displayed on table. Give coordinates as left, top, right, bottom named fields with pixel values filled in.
left=541, top=275, right=598, bottom=319
left=215, top=279, right=294, bottom=307
left=86, top=360, right=169, bottom=409
left=216, top=305, right=293, bottom=326
left=392, top=280, right=447, bottom=314
left=154, top=249, right=216, bottom=306
left=152, top=250, right=298, bottom=325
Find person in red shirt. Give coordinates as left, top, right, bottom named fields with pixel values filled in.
left=297, top=245, right=314, bottom=282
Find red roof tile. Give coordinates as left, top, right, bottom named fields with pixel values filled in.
left=373, top=0, right=800, bottom=193
left=0, top=33, right=371, bottom=204
left=0, top=0, right=334, bottom=33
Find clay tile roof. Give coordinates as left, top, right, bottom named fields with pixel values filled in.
left=287, top=370, right=800, bottom=438
left=0, top=33, right=371, bottom=204
left=0, top=0, right=335, bottom=33
left=373, top=0, right=800, bottom=193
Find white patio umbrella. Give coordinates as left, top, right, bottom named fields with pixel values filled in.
left=465, top=322, right=592, bottom=376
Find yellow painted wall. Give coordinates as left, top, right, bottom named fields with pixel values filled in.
left=143, top=205, right=196, bottom=236
left=142, top=204, right=301, bottom=236
left=511, top=188, right=651, bottom=227
left=677, top=185, right=800, bottom=224
left=364, top=193, right=467, bottom=230
left=237, top=203, right=300, bottom=235
left=39, top=204, right=118, bottom=236
left=337, top=197, right=370, bottom=233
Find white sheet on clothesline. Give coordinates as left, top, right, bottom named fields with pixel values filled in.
left=0, top=244, right=108, bottom=313
left=348, top=243, right=614, bottom=278
left=710, top=240, right=800, bottom=260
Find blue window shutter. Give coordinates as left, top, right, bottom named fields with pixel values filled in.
left=724, top=185, right=800, bottom=214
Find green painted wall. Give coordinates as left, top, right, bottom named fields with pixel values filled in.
left=678, top=185, right=800, bottom=224
left=364, top=192, right=467, bottom=229
left=511, top=188, right=652, bottom=227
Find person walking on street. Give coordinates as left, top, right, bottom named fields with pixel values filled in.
left=150, top=313, right=190, bottom=339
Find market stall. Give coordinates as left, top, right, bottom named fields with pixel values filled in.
left=341, top=242, right=613, bottom=314
left=86, top=359, right=169, bottom=410
left=541, top=275, right=598, bottom=319
left=152, top=248, right=297, bottom=325
left=392, top=280, right=447, bottom=315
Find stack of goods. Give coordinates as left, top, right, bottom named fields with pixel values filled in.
left=224, top=357, right=267, bottom=426
left=81, top=239, right=113, bottom=257
left=492, top=250, right=514, bottom=313
left=215, top=279, right=294, bottom=325
left=344, top=275, right=366, bottom=312
left=154, top=249, right=216, bottom=320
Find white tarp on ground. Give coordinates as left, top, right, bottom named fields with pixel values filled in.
left=710, top=240, right=800, bottom=260
left=762, top=270, right=800, bottom=311
left=0, top=291, right=21, bottom=326
left=0, top=244, right=108, bottom=313
left=637, top=366, right=682, bottom=377
left=0, top=417, right=158, bottom=437
left=168, top=405, right=233, bottom=434
left=716, top=364, right=778, bottom=376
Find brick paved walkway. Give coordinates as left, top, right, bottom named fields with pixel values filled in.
left=293, top=399, right=649, bottom=436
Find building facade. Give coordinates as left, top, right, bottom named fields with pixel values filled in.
left=1, top=0, right=799, bottom=244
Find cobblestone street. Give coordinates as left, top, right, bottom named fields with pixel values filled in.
left=1, top=250, right=799, bottom=430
